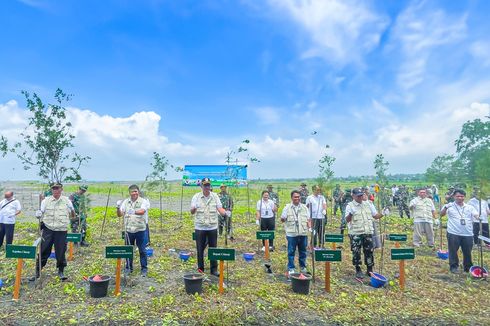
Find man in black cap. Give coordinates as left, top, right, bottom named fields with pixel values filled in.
left=31, top=182, right=75, bottom=281
left=190, top=178, right=227, bottom=276
left=345, top=187, right=384, bottom=279
left=299, top=183, right=309, bottom=204
left=266, top=184, right=279, bottom=210
left=70, top=185, right=89, bottom=246
left=218, top=184, right=234, bottom=240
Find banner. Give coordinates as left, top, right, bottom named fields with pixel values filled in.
left=183, top=165, right=247, bottom=187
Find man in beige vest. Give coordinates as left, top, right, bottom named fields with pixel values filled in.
left=31, top=182, right=75, bottom=281
left=190, top=178, right=227, bottom=276
left=117, top=184, right=150, bottom=276
left=280, top=190, right=311, bottom=277
left=346, top=187, right=383, bottom=279
left=410, top=188, right=437, bottom=247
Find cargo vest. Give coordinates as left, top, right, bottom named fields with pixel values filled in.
left=122, top=197, right=147, bottom=233
left=283, top=203, right=309, bottom=237
left=194, top=192, right=221, bottom=229
left=347, top=200, right=374, bottom=235
left=412, top=197, right=434, bottom=223
left=42, top=196, right=72, bottom=231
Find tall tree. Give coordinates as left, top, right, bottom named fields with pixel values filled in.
left=5, top=89, right=90, bottom=183
left=425, top=154, right=455, bottom=185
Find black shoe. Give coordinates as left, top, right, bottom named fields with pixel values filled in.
left=210, top=270, right=220, bottom=277
left=450, top=267, right=460, bottom=274
left=29, top=274, right=40, bottom=282
left=141, top=269, right=148, bottom=277
left=366, top=267, right=373, bottom=277
left=80, top=241, right=89, bottom=247
left=58, top=271, right=68, bottom=281
left=355, top=266, right=364, bottom=279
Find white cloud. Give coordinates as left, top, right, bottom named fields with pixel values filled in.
left=390, top=2, right=467, bottom=90
left=470, top=41, right=490, bottom=66
left=254, top=106, right=281, bottom=125
left=266, top=0, right=388, bottom=66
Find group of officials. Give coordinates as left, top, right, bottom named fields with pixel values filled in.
left=2, top=179, right=488, bottom=282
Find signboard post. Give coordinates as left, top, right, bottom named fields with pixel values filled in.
left=314, top=249, right=342, bottom=293
left=322, top=234, right=344, bottom=292
left=256, top=231, right=274, bottom=260
left=105, top=246, right=133, bottom=296
left=6, top=244, right=36, bottom=300
left=208, top=248, right=235, bottom=294
left=391, top=247, right=415, bottom=291
left=66, top=233, right=82, bottom=261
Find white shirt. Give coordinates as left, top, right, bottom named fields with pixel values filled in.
left=142, top=198, right=151, bottom=224
left=409, top=197, right=436, bottom=223
left=0, top=198, right=22, bottom=224
left=345, top=200, right=378, bottom=217
left=120, top=197, right=150, bottom=214
left=256, top=199, right=275, bottom=219
left=305, top=194, right=326, bottom=219
left=468, top=198, right=489, bottom=224
left=280, top=203, right=310, bottom=220
left=444, top=202, right=478, bottom=236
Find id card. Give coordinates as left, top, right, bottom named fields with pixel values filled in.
left=460, top=219, right=466, bottom=226
left=265, top=210, right=269, bottom=216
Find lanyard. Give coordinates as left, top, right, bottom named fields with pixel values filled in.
left=454, top=204, right=466, bottom=219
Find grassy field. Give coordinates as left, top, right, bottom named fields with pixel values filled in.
left=1, top=182, right=489, bottom=325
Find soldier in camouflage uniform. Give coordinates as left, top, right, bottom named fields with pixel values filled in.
left=395, top=185, right=411, bottom=218
left=333, top=184, right=342, bottom=216
left=299, top=183, right=309, bottom=204
left=340, top=189, right=352, bottom=234
left=266, top=185, right=279, bottom=215
left=445, top=186, right=455, bottom=204
left=69, top=185, right=89, bottom=246
left=346, top=188, right=384, bottom=278
left=218, top=184, right=234, bottom=240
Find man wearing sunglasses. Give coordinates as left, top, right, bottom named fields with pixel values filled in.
left=31, top=182, right=75, bottom=281
left=190, top=178, right=227, bottom=276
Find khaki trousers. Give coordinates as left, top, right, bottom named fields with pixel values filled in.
left=413, top=222, right=434, bottom=247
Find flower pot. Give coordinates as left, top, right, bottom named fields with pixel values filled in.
left=183, top=273, right=204, bottom=295
left=88, top=275, right=111, bottom=298
left=290, top=273, right=312, bottom=294
left=370, top=272, right=387, bottom=288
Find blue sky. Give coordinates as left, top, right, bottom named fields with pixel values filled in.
left=1, top=0, right=490, bottom=181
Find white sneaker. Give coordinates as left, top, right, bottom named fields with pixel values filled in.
left=261, top=246, right=265, bottom=252
left=300, top=267, right=308, bottom=274
left=288, top=269, right=296, bottom=278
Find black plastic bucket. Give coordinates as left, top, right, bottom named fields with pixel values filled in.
left=183, top=273, right=204, bottom=295
left=290, top=273, right=312, bottom=295
left=89, top=275, right=111, bottom=298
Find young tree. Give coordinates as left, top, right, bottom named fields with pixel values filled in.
left=143, top=152, right=171, bottom=192
left=317, top=145, right=335, bottom=191
left=6, top=89, right=90, bottom=183
left=374, top=153, right=390, bottom=207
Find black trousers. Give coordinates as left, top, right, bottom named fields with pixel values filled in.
left=312, top=218, right=326, bottom=247
left=472, top=222, right=490, bottom=245
left=260, top=218, right=275, bottom=247
left=447, top=232, right=473, bottom=271
left=0, top=223, right=15, bottom=247
left=195, top=229, right=218, bottom=272
left=36, top=225, right=67, bottom=274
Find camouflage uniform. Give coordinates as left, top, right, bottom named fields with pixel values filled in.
left=395, top=186, right=411, bottom=218
left=445, top=188, right=455, bottom=204
left=333, top=185, right=342, bottom=216
left=299, top=185, right=309, bottom=204
left=350, top=234, right=374, bottom=268
left=218, top=188, right=234, bottom=238
left=340, top=189, right=352, bottom=234
left=69, top=186, right=88, bottom=244
left=267, top=188, right=279, bottom=214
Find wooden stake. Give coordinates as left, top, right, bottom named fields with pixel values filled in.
left=264, top=239, right=270, bottom=260
left=325, top=261, right=331, bottom=293
left=114, top=258, right=121, bottom=296
left=399, top=259, right=405, bottom=291
left=13, top=258, right=22, bottom=300
left=219, top=260, right=224, bottom=294
left=68, top=242, right=74, bottom=261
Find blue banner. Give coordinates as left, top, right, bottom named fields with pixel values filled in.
left=183, top=165, right=248, bottom=187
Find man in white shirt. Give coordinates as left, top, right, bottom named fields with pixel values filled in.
left=409, top=188, right=437, bottom=247
left=440, top=189, right=479, bottom=274
left=468, top=192, right=490, bottom=247
left=305, top=185, right=327, bottom=248
left=0, top=191, right=22, bottom=248
left=190, top=178, right=227, bottom=276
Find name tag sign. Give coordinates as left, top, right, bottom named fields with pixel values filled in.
left=315, top=249, right=342, bottom=262
left=6, top=245, right=37, bottom=259
left=391, top=248, right=415, bottom=260
left=256, top=231, right=275, bottom=240
left=325, top=234, right=344, bottom=243
left=105, top=246, right=133, bottom=259
left=388, top=234, right=407, bottom=242
left=208, top=248, right=235, bottom=261
left=66, top=233, right=82, bottom=243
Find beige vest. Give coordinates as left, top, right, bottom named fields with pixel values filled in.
left=122, top=197, right=147, bottom=233
left=347, top=201, right=374, bottom=235
left=412, top=197, right=434, bottom=223
left=194, top=192, right=221, bottom=229
left=283, top=203, right=309, bottom=237
left=42, top=196, right=72, bottom=231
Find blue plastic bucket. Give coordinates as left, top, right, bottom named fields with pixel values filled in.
left=179, top=251, right=191, bottom=262
left=437, top=250, right=449, bottom=260
left=470, top=266, right=488, bottom=278
left=243, top=252, right=255, bottom=262
left=146, top=247, right=154, bottom=257
left=370, top=272, right=387, bottom=288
